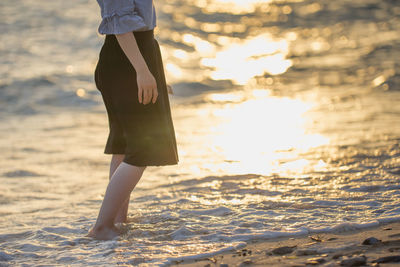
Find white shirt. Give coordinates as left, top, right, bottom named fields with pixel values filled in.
left=96, top=0, right=157, bottom=35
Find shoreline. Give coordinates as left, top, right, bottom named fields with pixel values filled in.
left=173, top=222, right=400, bottom=266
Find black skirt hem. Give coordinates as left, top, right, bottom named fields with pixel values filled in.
left=103, top=150, right=179, bottom=167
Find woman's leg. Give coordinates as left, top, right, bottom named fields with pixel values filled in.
left=110, top=154, right=130, bottom=224
left=87, top=160, right=146, bottom=240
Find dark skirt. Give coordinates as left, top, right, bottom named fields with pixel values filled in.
left=94, top=29, right=179, bottom=167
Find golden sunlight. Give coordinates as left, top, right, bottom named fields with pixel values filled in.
left=201, top=33, right=292, bottom=85
left=208, top=91, right=329, bottom=174
left=193, top=0, right=272, bottom=14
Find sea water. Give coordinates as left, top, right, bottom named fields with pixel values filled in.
left=1, top=0, right=400, bottom=265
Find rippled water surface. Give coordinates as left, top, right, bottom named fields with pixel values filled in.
left=1, top=0, right=400, bottom=265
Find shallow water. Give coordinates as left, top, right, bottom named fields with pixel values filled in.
left=1, top=0, right=400, bottom=266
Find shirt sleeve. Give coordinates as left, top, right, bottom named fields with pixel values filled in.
left=98, top=0, right=147, bottom=35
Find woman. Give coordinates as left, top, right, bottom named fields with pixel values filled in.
left=87, top=0, right=179, bottom=240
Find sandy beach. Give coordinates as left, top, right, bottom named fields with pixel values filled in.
left=175, top=222, right=400, bottom=266
left=1, top=0, right=399, bottom=265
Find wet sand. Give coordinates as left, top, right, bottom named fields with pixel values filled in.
left=176, top=222, right=400, bottom=266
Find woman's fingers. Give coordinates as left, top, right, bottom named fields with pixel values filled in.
left=138, top=86, right=158, bottom=105
left=138, top=86, right=143, bottom=104
left=143, top=86, right=150, bottom=104
left=136, top=71, right=158, bottom=105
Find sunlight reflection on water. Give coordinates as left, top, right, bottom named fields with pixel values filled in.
left=192, top=0, right=272, bottom=14
left=213, top=95, right=328, bottom=174
left=161, top=11, right=293, bottom=84
left=202, top=33, right=292, bottom=84
left=163, top=32, right=292, bottom=84
left=178, top=89, right=329, bottom=176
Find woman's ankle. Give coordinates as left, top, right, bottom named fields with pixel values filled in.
left=92, top=222, right=115, bottom=231
left=114, top=216, right=127, bottom=224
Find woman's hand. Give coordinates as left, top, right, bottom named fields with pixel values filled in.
left=137, top=69, right=158, bottom=104
left=114, top=32, right=158, bottom=104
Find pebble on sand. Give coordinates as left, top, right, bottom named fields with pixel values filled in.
left=235, top=248, right=252, bottom=256
left=270, top=245, right=296, bottom=255
left=372, top=255, right=400, bottom=263
left=238, top=259, right=253, bottom=266
left=362, top=237, right=381, bottom=245
left=340, top=255, right=367, bottom=266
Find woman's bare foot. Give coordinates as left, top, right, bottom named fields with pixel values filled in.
left=86, top=225, right=121, bottom=241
